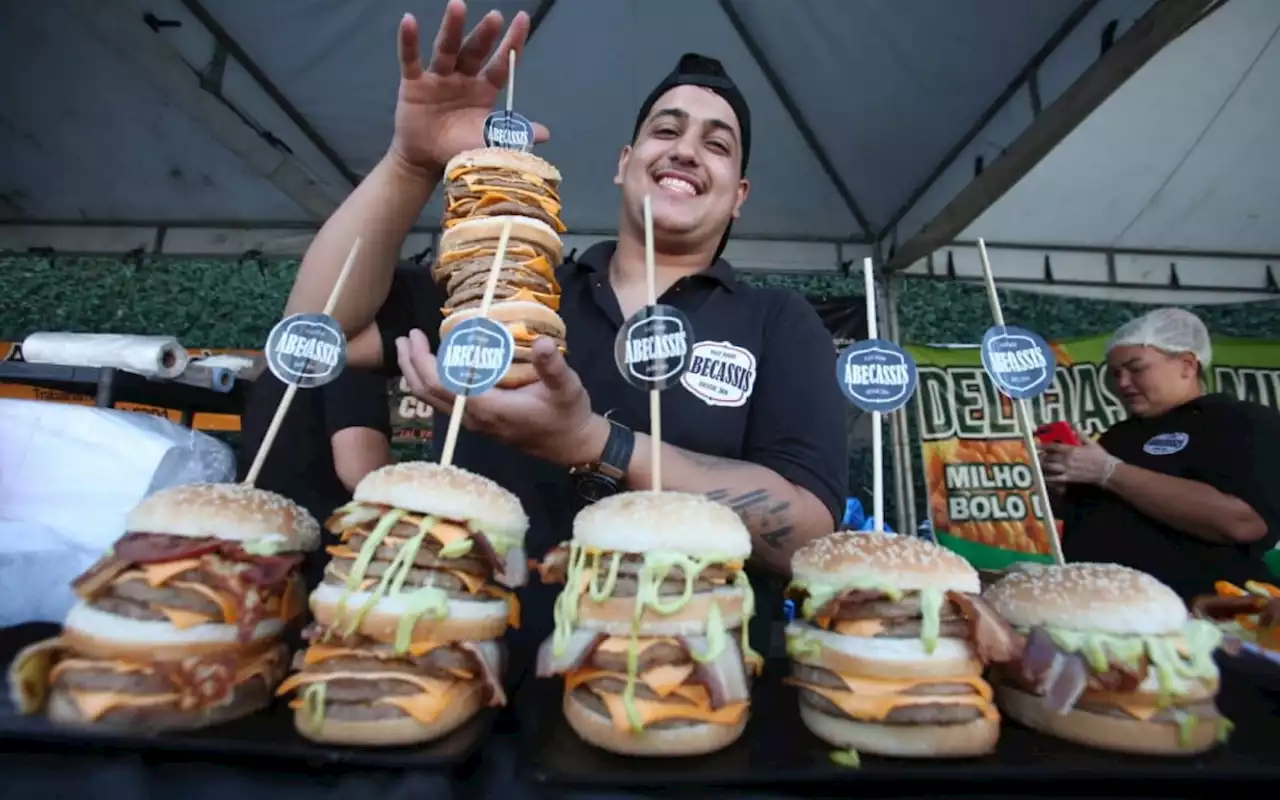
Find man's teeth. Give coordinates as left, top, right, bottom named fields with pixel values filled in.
left=658, top=177, right=697, bottom=195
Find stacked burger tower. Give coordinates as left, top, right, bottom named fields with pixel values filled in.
left=8, top=483, right=316, bottom=731
left=275, top=462, right=529, bottom=746
left=536, top=492, right=762, bottom=757
left=434, top=148, right=568, bottom=388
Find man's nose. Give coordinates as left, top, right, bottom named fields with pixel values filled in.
left=669, top=133, right=700, bottom=165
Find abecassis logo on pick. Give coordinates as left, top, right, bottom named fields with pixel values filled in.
left=483, top=110, right=534, bottom=153
left=265, top=312, right=347, bottom=389
left=438, top=317, right=515, bottom=396
left=614, top=304, right=693, bottom=392
left=980, top=325, right=1056, bottom=399
left=836, top=339, right=917, bottom=413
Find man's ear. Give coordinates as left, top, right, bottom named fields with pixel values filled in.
left=615, top=145, right=632, bottom=186
left=732, top=178, right=750, bottom=219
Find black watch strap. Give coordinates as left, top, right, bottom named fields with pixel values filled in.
left=597, top=419, right=635, bottom=482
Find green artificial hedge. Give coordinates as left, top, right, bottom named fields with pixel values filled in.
left=5, top=253, right=1278, bottom=528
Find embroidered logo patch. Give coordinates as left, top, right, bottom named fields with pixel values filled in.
left=1143, top=432, right=1189, bottom=456
left=680, top=340, right=758, bottom=408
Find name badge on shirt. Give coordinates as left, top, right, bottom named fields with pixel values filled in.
left=1143, top=432, right=1189, bottom=456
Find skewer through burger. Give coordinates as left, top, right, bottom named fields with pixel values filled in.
left=9, top=483, right=316, bottom=731
left=984, top=562, right=1231, bottom=755
left=275, top=462, right=528, bottom=746
left=784, top=532, right=1021, bottom=758
left=535, top=492, right=761, bottom=757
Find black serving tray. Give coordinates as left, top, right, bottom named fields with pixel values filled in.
left=521, top=653, right=1280, bottom=789
left=0, top=622, right=497, bottom=770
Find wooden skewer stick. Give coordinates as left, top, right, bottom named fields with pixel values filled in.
left=438, top=222, right=513, bottom=467
left=643, top=195, right=663, bottom=492
left=976, top=238, right=1065, bottom=566
left=863, top=257, right=885, bottom=534
left=506, top=49, right=516, bottom=113
left=245, top=238, right=363, bottom=486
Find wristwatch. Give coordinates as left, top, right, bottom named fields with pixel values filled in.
left=569, top=416, right=635, bottom=503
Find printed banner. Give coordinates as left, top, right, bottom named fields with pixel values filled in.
left=0, top=343, right=432, bottom=444
left=907, top=334, right=1280, bottom=570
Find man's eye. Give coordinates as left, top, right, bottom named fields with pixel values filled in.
left=653, top=127, right=678, bottom=137
left=706, top=140, right=730, bottom=155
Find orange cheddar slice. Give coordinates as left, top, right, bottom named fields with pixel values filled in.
left=595, top=691, right=748, bottom=733
left=67, top=690, right=180, bottom=722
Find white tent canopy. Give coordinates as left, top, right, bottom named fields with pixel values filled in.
left=2, top=0, right=1272, bottom=297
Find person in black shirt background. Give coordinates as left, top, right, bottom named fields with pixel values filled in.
left=280, top=3, right=847, bottom=656
left=1042, top=308, right=1280, bottom=600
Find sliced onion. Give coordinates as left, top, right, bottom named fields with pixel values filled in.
left=679, top=634, right=749, bottom=709
left=336, top=505, right=384, bottom=530
left=1041, top=652, right=1089, bottom=715
left=495, top=547, right=529, bottom=589
left=457, top=640, right=507, bottom=707
left=536, top=630, right=603, bottom=678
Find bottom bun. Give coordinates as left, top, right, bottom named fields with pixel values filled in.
left=496, top=361, right=538, bottom=389
left=294, top=681, right=485, bottom=746
left=995, top=684, right=1221, bottom=756
left=563, top=690, right=746, bottom=757
left=46, top=675, right=272, bottom=733
left=798, top=703, right=998, bottom=758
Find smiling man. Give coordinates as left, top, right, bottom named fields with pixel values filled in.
left=282, top=3, right=847, bottom=652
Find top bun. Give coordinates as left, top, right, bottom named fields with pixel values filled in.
left=791, top=531, right=979, bottom=594
left=353, top=462, right=527, bottom=548
left=445, top=148, right=561, bottom=183
left=125, top=483, right=320, bottom=552
left=439, top=215, right=563, bottom=261
left=574, top=492, right=750, bottom=559
left=982, top=562, right=1187, bottom=636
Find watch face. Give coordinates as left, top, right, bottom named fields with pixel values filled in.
left=573, top=472, right=619, bottom=503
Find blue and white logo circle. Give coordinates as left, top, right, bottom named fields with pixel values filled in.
left=437, top=317, right=515, bottom=396
left=836, top=339, right=918, bottom=413
left=980, top=325, right=1056, bottom=399
left=265, top=312, right=347, bottom=389
left=483, top=110, right=534, bottom=153
left=1143, top=432, right=1189, bottom=456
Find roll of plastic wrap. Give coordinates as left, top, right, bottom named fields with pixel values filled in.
left=21, top=332, right=189, bottom=379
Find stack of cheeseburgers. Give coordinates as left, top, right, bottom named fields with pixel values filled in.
left=276, top=462, right=529, bottom=746
left=783, top=531, right=1022, bottom=758
left=9, top=483, right=316, bottom=731
left=435, top=148, right=568, bottom=388
left=536, top=492, right=761, bottom=757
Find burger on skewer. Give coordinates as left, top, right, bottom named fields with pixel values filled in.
left=8, top=483, right=316, bottom=731
left=442, top=147, right=565, bottom=233
left=783, top=531, right=1022, bottom=758
left=535, top=492, right=761, bottom=757
left=275, top=462, right=528, bottom=746
left=983, top=562, right=1232, bottom=755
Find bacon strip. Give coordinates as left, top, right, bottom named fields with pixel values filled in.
left=946, top=591, right=1024, bottom=664
left=114, top=533, right=221, bottom=564
left=71, top=553, right=132, bottom=601
left=457, top=640, right=507, bottom=707
left=1193, top=593, right=1269, bottom=621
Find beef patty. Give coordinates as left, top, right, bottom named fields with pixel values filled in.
left=791, top=663, right=986, bottom=725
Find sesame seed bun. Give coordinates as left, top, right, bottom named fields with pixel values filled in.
left=294, top=678, right=486, bottom=746
left=791, top=532, right=980, bottom=594
left=563, top=689, right=747, bottom=757
left=309, top=583, right=511, bottom=644
left=982, top=563, right=1187, bottom=636
left=573, top=491, right=751, bottom=559
left=124, top=483, right=320, bottom=552
left=57, top=602, right=286, bottom=662
left=353, top=462, right=528, bottom=548
left=798, top=704, right=999, bottom=758
left=438, top=215, right=563, bottom=264
left=445, top=148, right=561, bottom=183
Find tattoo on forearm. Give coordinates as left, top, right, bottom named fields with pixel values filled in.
left=680, top=450, right=740, bottom=471
left=706, top=489, right=794, bottom=549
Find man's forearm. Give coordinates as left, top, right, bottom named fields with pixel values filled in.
left=285, top=152, right=438, bottom=334
left=626, top=432, right=835, bottom=575
left=1106, top=463, right=1267, bottom=544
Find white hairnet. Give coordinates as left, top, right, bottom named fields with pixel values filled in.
left=1105, top=308, right=1212, bottom=368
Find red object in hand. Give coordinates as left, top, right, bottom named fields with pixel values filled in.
left=1035, top=421, right=1081, bottom=446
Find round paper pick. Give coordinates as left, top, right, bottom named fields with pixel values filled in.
left=264, top=312, right=348, bottom=389
left=614, top=304, right=693, bottom=391
left=437, top=317, right=516, bottom=396
left=483, top=110, right=534, bottom=153
left=980, top=325, right=1056, bottom=399
left=835, top=339, right=918, bottom=413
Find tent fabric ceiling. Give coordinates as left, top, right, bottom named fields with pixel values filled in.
left=1, top=0, right=1087, bottom=242
left=963, top=0, right=1280, bottom=254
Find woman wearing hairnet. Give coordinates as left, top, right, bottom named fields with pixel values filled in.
left=1041, top=308, right=1280, bottom=601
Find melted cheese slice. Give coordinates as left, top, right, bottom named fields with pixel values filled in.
left=275, top=669, right=455, bottom=698
left=505, top=287, right=561, bottom=311
left=832, top=619, right=887, bottom=637
left=376, top=683, right=468, bottom=725
left=171, top=580, right=239, bottom=622
left=301, top=639, right=450, bottom=665
left=595, top=691, right=748, bottom=733
left=564, top=665, right=700, bottom=702
left=326, top=544, right=358, bottom=559
left=156, top=606, right=217, bottom=629
left=235, top=648, right=284, bottom=685
left=787, top=679, right=1000, bottom=722
left=66, top=690, right=180, bottom=722
left=594, top=637, right=680, bottom=656
left=139, top=559, right=204, bottom=587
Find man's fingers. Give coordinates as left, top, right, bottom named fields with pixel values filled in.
left=455, top=11, right=503, bottom=75
left=406, top=328, right=457, bottom=403
left=428, top=0, right=468, bottom=76
left=531, top=122, right=550, bottom=144
left=482, top=11, right=530, bottom=88
left=396, top=336, right=427, bottom=395
left=397, top=14, right=424, bottom=80
left=531, top=337, right=579, bottom=395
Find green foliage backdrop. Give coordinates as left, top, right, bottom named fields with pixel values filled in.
left=4, top=253, right=1278, bottom=527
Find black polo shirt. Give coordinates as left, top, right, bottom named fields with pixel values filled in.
left=375, top=241, right=848, bottom=655
left=1062, top=393, right=1280, bottom=600
left=237, top=369, right=393, bottom=527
